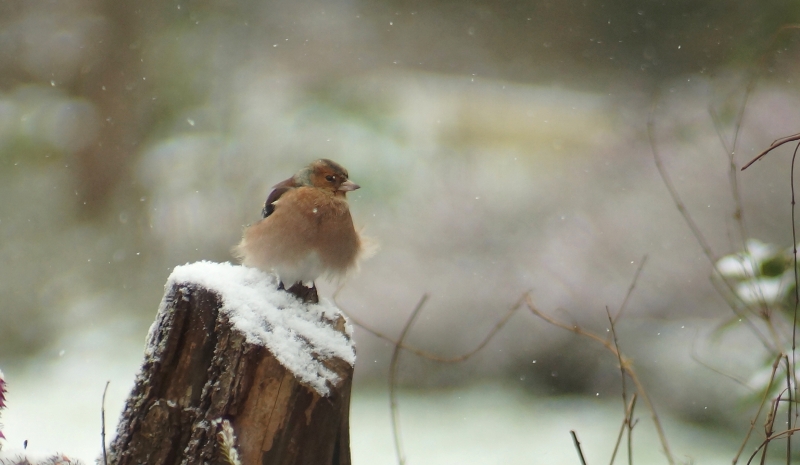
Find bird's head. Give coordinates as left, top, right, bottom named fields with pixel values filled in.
left=296, top=159, right=360, bottom=196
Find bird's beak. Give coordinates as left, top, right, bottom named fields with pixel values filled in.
left=338, top=180, right=360, bottom=191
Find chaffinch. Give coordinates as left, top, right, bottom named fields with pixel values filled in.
left=234, top=159, right=364, bottom=303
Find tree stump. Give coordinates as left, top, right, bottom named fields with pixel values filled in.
left=108, top=262, right=356, bottom=465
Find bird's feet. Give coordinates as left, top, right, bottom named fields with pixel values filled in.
left=278, top=281, right=319, bottom=304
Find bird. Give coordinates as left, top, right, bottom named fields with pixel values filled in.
left=234, top=159, right=364, bottom=303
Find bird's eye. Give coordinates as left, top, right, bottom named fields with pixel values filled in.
left=325, top=175, right=336, bottom=182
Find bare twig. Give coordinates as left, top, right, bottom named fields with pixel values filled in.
left=709, top=96, right=753, bottom=290
left=690, top=333, right=752, bottom=390
left=709, top=100, right=770, bottom=326
left=606, top=306, right=628, bottom=409
left=741, top=133, right=800, bottom=171
left=102, top=380, right=110, bottom=465
left=649, top=92, right=777, bottom=351
left=609, top=415, right=627, bottom=465
left=609, top=394, right=637, bottom=465
left=613, top=256, right=648, bottom=324
left=336, top=291, right=526, bottom=363
left=332, top=288, right=529, bottom=465
left=648, top=94, right=719, bottom=270
left=571, top=430, right=588, bottom=465
left=708, top=90, right=751, bottom=243
left=733, top=355, right=782, bottom=464
left=740, top=133, right=800, bottom=465
left=785, top=354, right=794, bottom=464
left=626, top=397, right=638, bottom=465
left=790, top=142, right=800, bottom=442
left=746, top=427, right=800, bottom=465
left=605, top=305, right=636, bottom=465
left=739, top=24, right=800, bottom=172
left=389, top=294, right=429, bottom=465
left=526, top=295, right=675, bottom=465
left=761, top=387, right=788, bottom=465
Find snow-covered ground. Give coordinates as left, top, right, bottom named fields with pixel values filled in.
left=1, top=330, right=743, bottom=465
left=0, top=262, right=744, bottom=464
left=351, top=385, right=744, bottom=465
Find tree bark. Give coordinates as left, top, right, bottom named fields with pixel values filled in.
left=109, top=281, right=353, bottom=465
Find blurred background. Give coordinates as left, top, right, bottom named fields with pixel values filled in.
left=2, top=0, right=800, bottom=462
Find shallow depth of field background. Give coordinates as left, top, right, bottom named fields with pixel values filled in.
left=1, top=0, right=800, bottom=463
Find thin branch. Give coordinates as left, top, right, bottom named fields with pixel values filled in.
left=613, top=256, right=648, bottom=324
left=649, top=92, right=776, bottom=351
left=609, top=394, right=637, bottom=465
left=605, top=305, right=639, bottom=465
left=626, top=397, right=638, bottom=465
left=709, top=98, right=752, bottom=272
left=102, top=380, right=110, bottom=465
left=332, top=287, right=532, bottom=464
left=790, top=142, right=800, bottom=444
left=606, top=307, right=628, bottom=407
left=690, top=332, right=752, bottom=390
left=337, top=292, right=526, bottom=363
left=742, top=133, right=800, bottom=171
left=740, top=24, right=800, bottom=172
left=526, top=295, right=675, bottom=465
left=746, top=427, right=800, bottom=465
left=648, top=94, right=719, bottom=268
left=571, top=430, right=588, bottom=465
left=733, top=354, right=782, bottom=465
left=709, top=106, right=734, bottom=157
left=389, top=294, right=429, bottom=465
left=606, top=303, right=628, bottom=465
left=785, top=354, right=794, bottom=464
left=761, top=387, right=788, bottom=465
left=609, top=414, right=627, bottom=465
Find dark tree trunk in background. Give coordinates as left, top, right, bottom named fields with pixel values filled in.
left=109, top=283, right=353, bottom=465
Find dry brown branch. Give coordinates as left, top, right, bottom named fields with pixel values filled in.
left=613, top=256, right=647, bottom=324
left=739, top=24, right=800, bottom=171
left=525, top=294, right=675, bottom=465
left=651, top=26, right=800, bottom=465
left=742, top=133, right=800, bottom=171
left=647, top=94, right=720, bottom=268
left=789, top=144, right=800, bottom=445
left=648, top=93, right=778, bottom=352
left=733, top=355, right=782, bottom=465
left=609, top=394, right=637, bottom=465
left=335, top=290, right=526, bottom=363
left=626, top=397, right=638, bottom=465
left=337, top=260, right=654, bottom=464
left=746, top=427, right=800, bottom=465
left=571, top=430, right=588, bottom=465
left=783, top=354, right=794, bottom=463
left=333, top=288, right=529, bottom=465
left=709, top=99, right=752, bottom=273
left=606, top=307, right=628, bottom=406
left=389, top=294, right=429, bottom=465
left=739, top=77, right=800, bottom=464
left=690, top=333, right=753, bottom=391
left=101, top=381, right=109, bottom=465
left=605, top=305, right=638, bottom=465
left=761, top=387, right=788, bottom=465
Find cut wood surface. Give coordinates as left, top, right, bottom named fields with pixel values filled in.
left=108, top=262, right=355, bottom=465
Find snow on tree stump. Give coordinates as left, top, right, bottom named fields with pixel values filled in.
left=108, top=262, right=356, bottom=465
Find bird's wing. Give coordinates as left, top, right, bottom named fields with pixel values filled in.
left=262, top=177, right=297, bottom=218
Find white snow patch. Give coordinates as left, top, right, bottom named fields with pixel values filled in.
left=0, top=449, right=83, bottom=464
left=147, top=261, right=355, bottom=396
left=736, top=277, right=785, bottom=305
left=715, top=254, right=756, bottom=278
